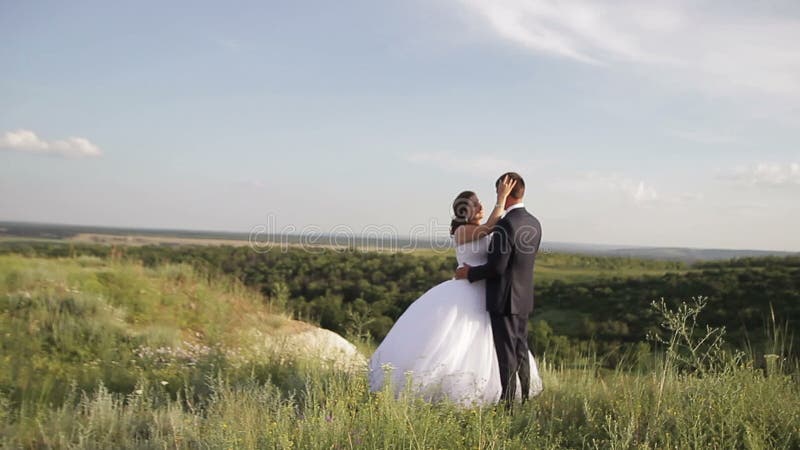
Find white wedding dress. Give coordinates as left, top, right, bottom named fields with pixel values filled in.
left=368, top=235, right=543, bottom=406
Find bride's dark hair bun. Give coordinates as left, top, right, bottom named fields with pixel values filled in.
left=450, top=190, right=476, bottom=236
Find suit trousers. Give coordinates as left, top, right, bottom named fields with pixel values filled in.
left=490, top=313, right=531, bottom=404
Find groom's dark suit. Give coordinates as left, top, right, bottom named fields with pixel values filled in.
left=467, top=205, right=541, bottom=403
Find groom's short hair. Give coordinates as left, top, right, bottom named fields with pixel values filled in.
left=496, top=172, right=525, bottom=199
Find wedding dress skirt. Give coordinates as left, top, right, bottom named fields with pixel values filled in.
left=368, top=236, right=543, bottom=406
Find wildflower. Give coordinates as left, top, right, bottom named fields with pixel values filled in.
left=134, top=389, right=143, bottom=395
left=160, top=380, right=169, bottom=386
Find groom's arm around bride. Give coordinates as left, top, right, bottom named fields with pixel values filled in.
left=460, top=216, right=514, bottom=312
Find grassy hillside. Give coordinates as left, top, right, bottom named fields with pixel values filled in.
left=1, top=252, right=799, bottom=448
left=0, top=254, right=325, bottom=408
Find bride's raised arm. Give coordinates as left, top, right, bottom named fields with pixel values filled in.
left=454, top=176, right=516, bottom=246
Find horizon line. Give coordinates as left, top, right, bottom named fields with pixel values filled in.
left=1, top=219, right=798, bottom=255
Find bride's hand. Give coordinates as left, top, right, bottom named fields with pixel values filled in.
left=496, top=175, right=517, bottom=202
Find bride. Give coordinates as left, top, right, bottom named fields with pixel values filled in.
left=368, top=177, right=543, bottom=406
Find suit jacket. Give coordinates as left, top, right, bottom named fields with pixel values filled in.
left=467, top=206, right=541, bottom=316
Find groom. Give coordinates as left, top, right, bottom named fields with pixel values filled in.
left=455, top=172, right=542, bottom=406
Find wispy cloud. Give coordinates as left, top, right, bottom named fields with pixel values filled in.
left=722, top=162, right=800, bottom=187
left=457, top=1, right=800, bottom=100
left=0, top=129, right=102, bottom=158
left=575, top=172, right=659, bottom=204
left=558, top=171, right=704, bottom=206
left=404, top=151, right=537, bottom=178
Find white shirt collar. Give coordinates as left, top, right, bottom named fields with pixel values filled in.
left=503, top=203, right=524, bottom=217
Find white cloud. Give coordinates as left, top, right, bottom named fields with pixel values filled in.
left=0, top=129, right=103, bottom=158
left=573, top=172, right=659, bottom=205
left=558, top=171, right=704, bottom=206
left=404, top=151, right=537, bottom=178
left=723, top=162, right=800, bottom=187
left=631, top=180, right=659, bottom=204
left=407, top=152, right=700, bottom=206
left=456, top=1, right=800, bottom=101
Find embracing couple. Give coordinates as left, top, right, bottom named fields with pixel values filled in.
left=369, top=172, right=543, bottom=407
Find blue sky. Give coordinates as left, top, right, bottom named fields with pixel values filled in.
left=1, top=0, right=798, bottom=251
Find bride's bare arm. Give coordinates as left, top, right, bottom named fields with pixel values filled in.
left=453, top=176, right=516, bottom=246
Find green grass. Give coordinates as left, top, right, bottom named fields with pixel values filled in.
left=534, top=253, right=687, bottom=283
left=0, top=254, right=297, bottom=408
left=2, top=357, right=797, bottom=449
left=1, top=255, right=798, bottom=449
left=0, top=236, right=64, bottom=243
